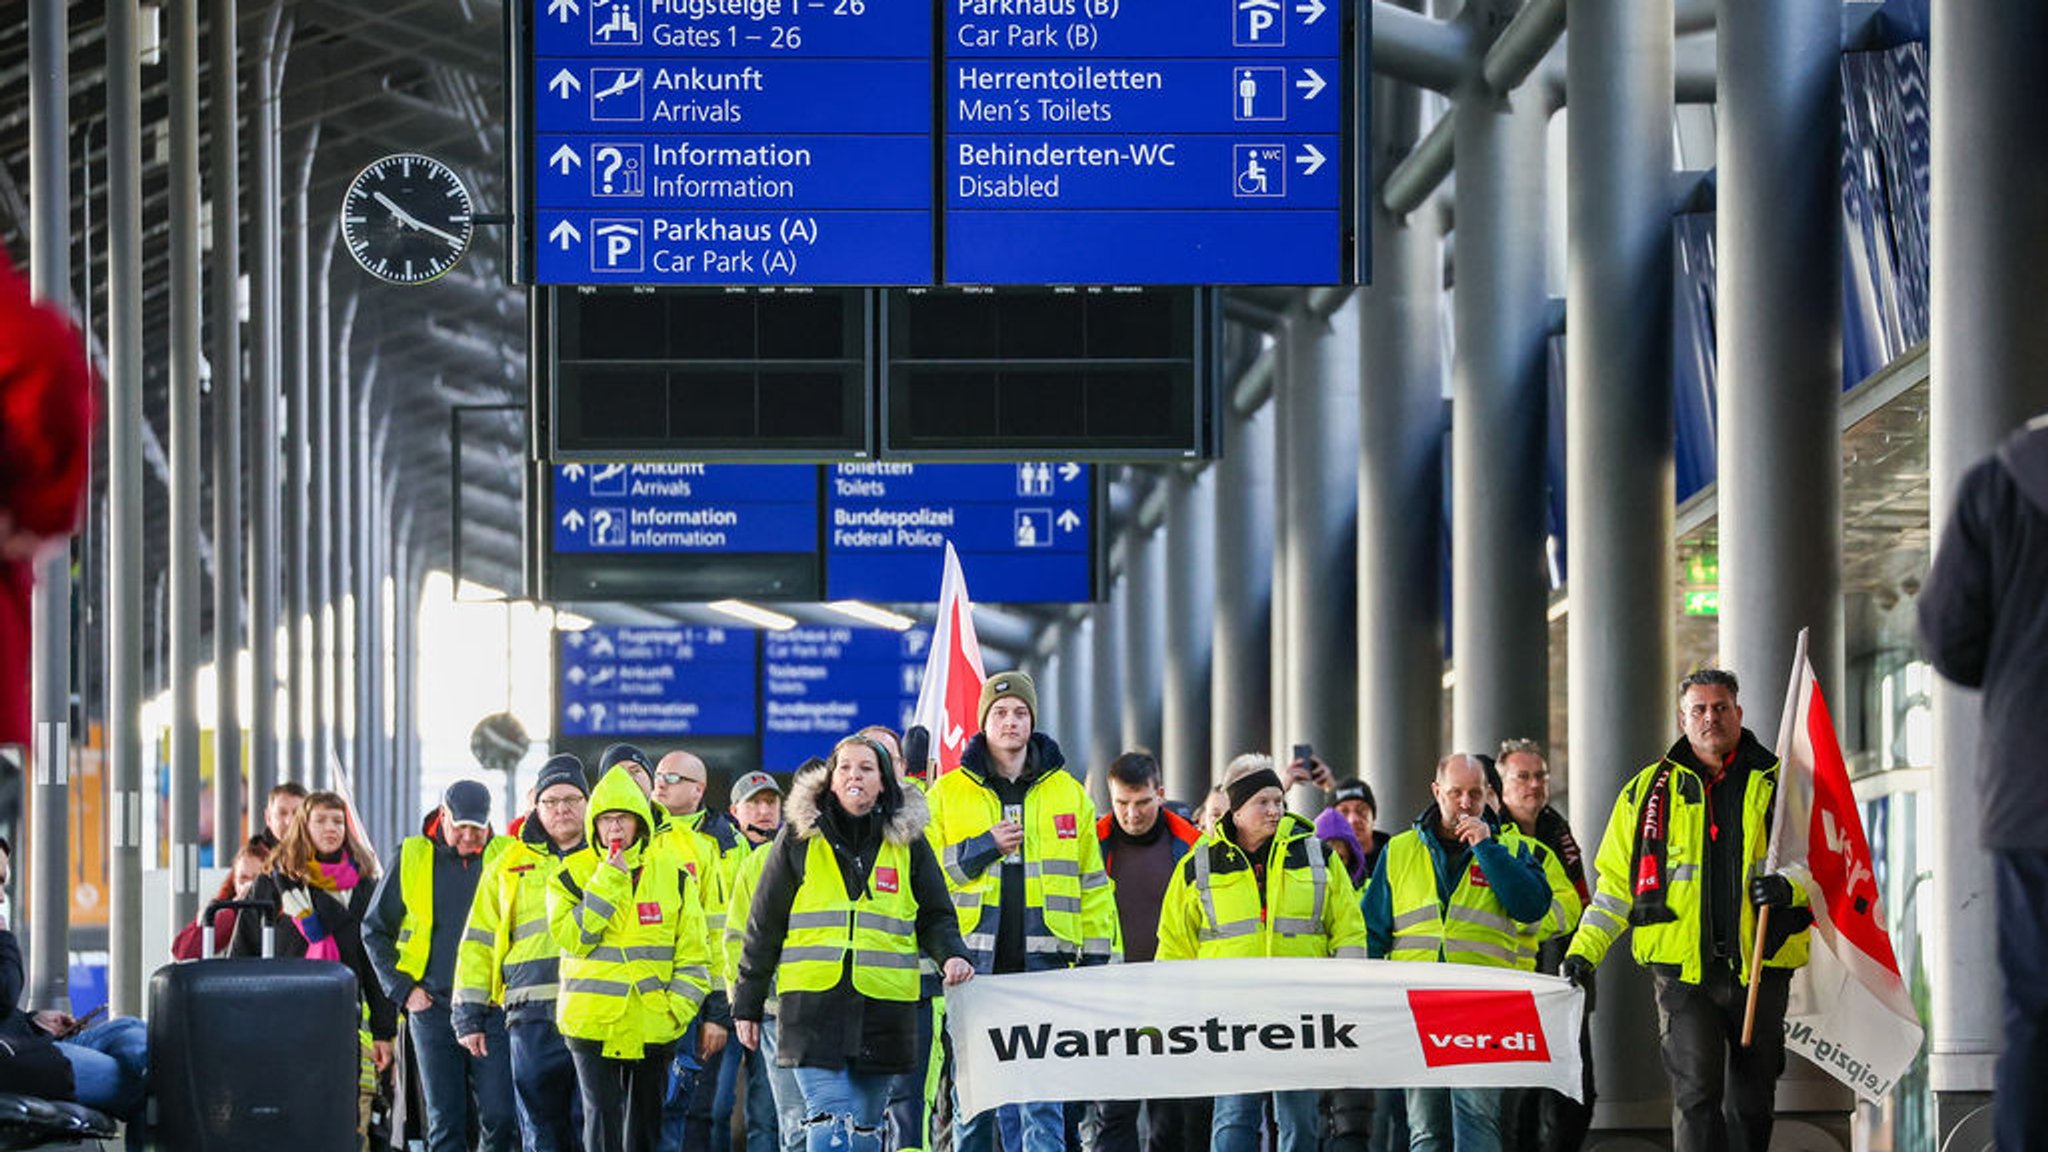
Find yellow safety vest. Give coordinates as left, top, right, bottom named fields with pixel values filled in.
left=395, top=833, right=508, bottom=982
left=651, top=818, right=732, bottom=990
left=1568, top=758, right=1811, bottom=985
left=1157, top=815, right=1368, bottom=961
left=1383, top=825, right=1556, bottom=969
left=453, top=833, right=568, bottom=1019
left=778, top=834, right=921, bottom=1002
left=927, top=764, right=1118, bottom=965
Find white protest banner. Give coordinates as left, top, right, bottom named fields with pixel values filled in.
left=944, top=957, right=1585, bottom=1119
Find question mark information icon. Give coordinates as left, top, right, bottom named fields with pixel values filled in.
left=592, top=143, right=644, bottom=198
left=591, top=507, right=628, bottom=547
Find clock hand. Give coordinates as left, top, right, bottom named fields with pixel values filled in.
left=373, top=190, right=465, bottom=247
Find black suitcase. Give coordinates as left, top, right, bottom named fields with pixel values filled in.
left=148, top=897, right=362, bottom=1151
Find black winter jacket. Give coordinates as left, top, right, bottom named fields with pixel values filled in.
left=732, top=765, right=967, bottom=1074
left=1919, top=418, right=2048, bottom=849
left=230, top=864, right=399, bottom=1040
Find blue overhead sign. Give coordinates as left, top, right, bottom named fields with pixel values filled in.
left=761, top=626, right=931, bottom=769
left=825, top=462, right=1092, bottom=602
left=558, top=624, right=759, bottom=738
left=941, top=0, right=1348, bottom=285
left=530, top=0, right=935, bottom=285
left=551, top=462, right=817, bottom=554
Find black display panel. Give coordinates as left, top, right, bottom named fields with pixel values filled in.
left=879, top=286, right=1218, bottom=458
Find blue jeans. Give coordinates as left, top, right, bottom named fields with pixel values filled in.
left=955, top=1098, right=1061, bottom=1152
left=757, top=1016, right=807, bottom=1152
left=508, top=1016, right=581, bottom=1152
left=55, top=1016, right=148, bottom=1121
left=741, top=1037, right=779, bottom=1152
left=665, top=1019, right=707, bottom=1152
left=1403, top=1088, right=1501, bottom=1152
left=790, top=1065, right=893, bottom=1152
left=1213, top=1090, right=1318, bottom=1152
left=713, top=1030, right=744, bottom=1144
left=412, top=999, right=518, bottom=1152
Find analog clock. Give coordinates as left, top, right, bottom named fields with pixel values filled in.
left=341, top=153, right=474, bottom=285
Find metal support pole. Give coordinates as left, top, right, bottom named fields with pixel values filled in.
left=1277, top=299, right=1361, bottom=808
left=329, top=295, right=358, bottom=796
left=1161, top=469, right=1216, bottom=803
left=1566, top=0, right=1674, bottom=1134
left=1211, top=404, right=1275, bottom=777
left=1927, top=0, right=2048, bottom=1133
left=248, top=7, right=284, bottom=815
left=169, top=0, right=205, bottom=932
left=308, top=255, right=336, bottom=791
left=25, top=0, right=73, bottom=1012
left=352, top=387, right=377, bottom=834
left=1357, top=70, right=1444, bottom=826
left=104, top=0, right=146, bottom=1019
left=1088, top=589, right=1124, bottom=809
left=1451, top=6, right=1551, bottom=754
left=284, top=132, right=317, bottom=785
left=1119, top=523, right=1164, bottom=756
left=1056, top=618, right=1093, bottom=796
left=209, top=0, right=245, bottom=860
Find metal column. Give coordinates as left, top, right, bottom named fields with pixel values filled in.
left=25, top=0, right=72, bottom=1011
left=169, top=0, right=206, bottom=931
left=1088, top=590, right=1124, bottom=809
left=1358, top=68, right=1444, bottom=824
left=1927, top=0, right=2048, bottom=1132
left=329, top=296, right=358, bottom=797
left=1057, top=618, right=1094, bottom=794
left=1566, top=0, right=1675, bottom=1134
left=104, top=0, right=147, bottom=1018
left=1211, top=404, right=1275, bottom=776
left=1161, top=469, right=1216, bottom=803
left=247, top=9, right=284, bottom=815
left=1120, top=521, right=1164, bottom=756
left=1451, top=5, right=1551, bottom=754
left=1716, top=0, right=1842, bottom=718
left=284, top=135, right=316, bottom=785
left=308, top=252, right=336, bottom=791
left=210, top=0, right=245, bottom=860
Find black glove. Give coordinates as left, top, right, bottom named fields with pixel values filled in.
left=1559, top=955, right=1595, bottom=990
left=1749, top=874, right=1796, bottom=909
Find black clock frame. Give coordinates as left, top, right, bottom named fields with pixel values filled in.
left=342, top=152, right=475, bottom=285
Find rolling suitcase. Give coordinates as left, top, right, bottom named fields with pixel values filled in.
left=148, top=896, right=362, bottom=1151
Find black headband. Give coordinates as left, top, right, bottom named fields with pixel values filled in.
left=1227, top=767, right=1285, bottom=812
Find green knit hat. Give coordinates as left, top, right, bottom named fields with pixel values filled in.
left=977, top=672, right=1039, bottom=731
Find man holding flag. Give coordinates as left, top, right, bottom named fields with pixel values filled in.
left=1561, top=669, right=1812, bottom=1152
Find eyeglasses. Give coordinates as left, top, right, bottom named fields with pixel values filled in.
left=537, top=796, right=586, bottom=811
left=655, top=773, right=703, bottom=786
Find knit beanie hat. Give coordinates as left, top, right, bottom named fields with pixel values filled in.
left=534, top=753, right=590, bottom=800
left=977, top=672, right=1039, bottom=731
left=1226, top=767, right=1285, bottom=813
left=598, top=742, right=653, bottom=777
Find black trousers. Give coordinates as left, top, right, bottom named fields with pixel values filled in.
left=568, top=1037, right=677, bottom=1152
left=1096, top=1098, right=1208, bottom=1152
left=1996, top=850, right=2048, bottom=1152
left=1652, top=966, right=1789, bottom=1152
left=1500, top=988, right=1594, bottom=1152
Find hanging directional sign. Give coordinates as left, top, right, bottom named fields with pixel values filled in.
left=529, top=0, right=936, bottom=285
left=824, top=462, right=1094, bottom=602
left=761, top=626, right=932, bottom=770
left=551, top=461, right=818, bottom=554
left=557, top=624, right=759, bottom=738
left=941, top=0, right=1352, bottom=284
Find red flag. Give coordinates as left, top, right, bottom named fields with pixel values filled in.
left=1763, top=632, right=1923, bottom=1101
left=910, top=543, right=986, bottom=773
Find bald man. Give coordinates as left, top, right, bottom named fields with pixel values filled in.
left=651, top=749, right=746, bottom=1152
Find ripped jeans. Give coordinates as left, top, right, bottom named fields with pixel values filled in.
left=789, top=1065, right=894, bottom=1152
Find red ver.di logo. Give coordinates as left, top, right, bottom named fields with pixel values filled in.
left=1406, top=989, right=1551, bottom=1068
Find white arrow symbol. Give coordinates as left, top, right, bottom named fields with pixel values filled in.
left=548, top=0, right=580, bottom=21
left=550, top=145, right=582, bottom=175
left=1295, top=143, right=1327, bottom=176
left=567, top=666, right=587, bottom=684
left=1294, top=0, right=1326, bottom=24
left=549, top=220, right=583, bottom=250
left=1056, top=509, right=1081, bottom=533
left=1296, top=68, right=1327, bottom=101
left=550, top=69, right=582, bottom=99
left=564, top=631, right=585, bottom=648
left=563, top=463, right=586, bottom=481
left=1058, top=462, right=1081, bottom=482
left=562, top=509, right=586, bottom=531
left=567, top=703, right=586, bottom=722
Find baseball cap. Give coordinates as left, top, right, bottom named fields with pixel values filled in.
left=443, top=780, right=493, bottom=829
left=729, top=771, right=782, bottom=806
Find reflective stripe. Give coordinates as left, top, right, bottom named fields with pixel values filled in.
left=1027, top=859, right=1081, bottom=879
left=786, top=911, right=846, bottom=930
left=1082, top=936, right=1116, bottom=957
left=1271, top=917, right=1323, bottom=936
left=1332, top=946, right=1368, bottom=960
left=1079, top=869, right=1111, bottom=890
left=1670, top=864, right=1697, bottom=882
left=669, top=977, right=708, bottom=1005
left=857, top=911, right=916, bottom=937
left=1024, top=934, right=1076, bottom=955
left=1442, top=938, right=1519, bottom=963
left=1199, top=919, right=1261, bottom=942
left=509, top=917, right=550, bottom=944
left=780, top=946, right=844, bottom=965
left=1390, top=933, right=1439, bottom=954
left=1391, top=906, right=1438, bottom=931
left=586, top=945, right=673, bottom=965
left=1304, top=837, right=1329, bottom=928
left=563, top=977, right=632, bottom=997
left=635, top=975, right=667, bottom=995
left=1445, top=904, right=1518, bottom=935
left=584, top=893, right=617, bottom=921
left=1590, top=892, right=1631, bottom=920
left=854, top=950, right=920, bottom=970
left=463, top=926, right=495, bottom=948
left=1193, top=845, right=1223, bottom=932
left=1546, top=898, right=1574, bottom=933
left=963, top=932, right=997, bottom=954
left=503, top=957, right=559, bottom=987
left=504, top=983, right=558, bottom=1006
left=451, top=987, right=489, bottom=1005
left=942, top=843, right=973, bottom=887
left=1041, top=894, right=1082, bottom=916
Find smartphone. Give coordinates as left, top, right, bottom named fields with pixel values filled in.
left=1292, top=742, right=1313, bottom=766
left=57, top=1004, right=105, bottom=1040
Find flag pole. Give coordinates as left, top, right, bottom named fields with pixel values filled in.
left=1743, top=627, right=1809, bottom=1047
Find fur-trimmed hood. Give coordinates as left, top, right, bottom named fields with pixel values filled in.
left=785, top=760, right=931, bottom=846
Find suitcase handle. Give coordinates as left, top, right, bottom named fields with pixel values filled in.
left=199, top=897, right=281, bottom=959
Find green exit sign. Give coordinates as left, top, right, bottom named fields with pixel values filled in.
left=1684, top=589, right=1721, bottom=617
